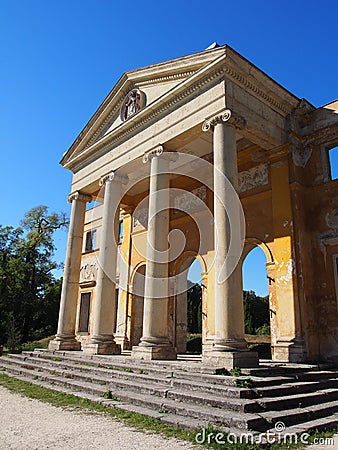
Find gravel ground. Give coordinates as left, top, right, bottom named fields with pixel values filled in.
left=0, top=386, right=197, bottom=450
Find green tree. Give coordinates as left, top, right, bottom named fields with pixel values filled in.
left=243, top=290, right=270, bottom=335
left=0, top=206, right=67, bottom=346
left=187, top=281, right=202, bottom=333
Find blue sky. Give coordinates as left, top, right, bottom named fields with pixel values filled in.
left=1, top=0, right=337, bottom=295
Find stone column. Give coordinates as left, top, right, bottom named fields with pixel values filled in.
left=132, top=146, right=177, bottom=360
left=84, top=172, right=126, bottom=355
left=202, top=109, right=258, bottom=368
left=49, top=191, right=91, bottom=351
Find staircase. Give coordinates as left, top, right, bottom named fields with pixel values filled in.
left=0, top=350, right=338, bottom=435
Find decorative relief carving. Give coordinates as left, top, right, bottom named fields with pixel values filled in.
left=120, top=89, right=146, bottom=122
left=174, top=186, right=207, bottom=214
left=238, top=164, right=269, bottom=193
left=291, top=144, right=313, bottom=168
left=202, top=109, right=246, bottom=132
left=80, top=259, right=98, bottom=283
left=133, top=207, right=148, bottom=229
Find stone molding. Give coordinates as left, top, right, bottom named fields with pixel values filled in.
left=99, top=172, right=129, bottom=187
left=138, top=70, right=196, bottom=87
left=202, top=109, right=246, bottom=132
left=67, top=191, right=92, bottom=204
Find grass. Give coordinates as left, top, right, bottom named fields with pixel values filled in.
left=0, top=372, right=337, bottom=449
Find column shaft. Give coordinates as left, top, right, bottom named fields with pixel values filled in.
left=213, top=122, right=246, bottom=350
left=49, top=192, right=90, bottom=351
left=202, top=109, right=258, bottom=368
left=132, top=149, right=176, bottom=360
left=142, top=154, right=170, bottom=344
left=84, top=174, right=122, bottom=355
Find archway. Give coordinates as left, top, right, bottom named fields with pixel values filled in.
left=242, top=245, right=271, bottom=359
left=130, top=264, right=145, bottom=347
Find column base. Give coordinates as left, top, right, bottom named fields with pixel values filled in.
left=131, top=345, right=177, bottom=361
left=114, top=334, right=130, bottom=351
left=272, top=337, right=306, bottom=363
left=202, top=350, right=259, bottom=370
left=83, top=341, right=121, bottom=355
left=48, top=338, right=81, bottom=351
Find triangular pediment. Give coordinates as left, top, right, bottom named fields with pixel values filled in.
left=61, top=46, right=227, bottom=169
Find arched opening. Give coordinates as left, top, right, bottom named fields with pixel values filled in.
left=242, top=246, right=271, bottom=360
left=130, top=264, right=145, bottom=347
left=175, top=256, right=204, bottom=354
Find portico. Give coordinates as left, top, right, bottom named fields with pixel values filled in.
left=49, top=44, right=338, bottom=367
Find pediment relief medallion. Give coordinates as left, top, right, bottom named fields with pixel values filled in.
left=120, top=89, right=146, bottom=122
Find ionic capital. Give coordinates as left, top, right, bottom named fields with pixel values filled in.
left=142, top=145, right=164, bottom=163
left=67, top=191, right=92, bottom=203
left=99, top=172, right=129, bottom=187
left=202, top=109, right=246, bottom=132
left=142, top=146, right=179, bottom=164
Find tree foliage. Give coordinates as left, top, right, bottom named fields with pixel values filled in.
left=186, top=285, right=270, bottom=336
left=243, top=290, right=270, bottom=335
left=187, top=282, right=202, bottom=334
left=0, top=206, right=67, bottom=349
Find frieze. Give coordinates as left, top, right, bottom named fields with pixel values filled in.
left=133, top=207, right=149, bottom=229
left=238, top=164, right=269, bottom=193
left=174, top=186, right=207, bottom=214
left=80, top=259, right=98, bottom=283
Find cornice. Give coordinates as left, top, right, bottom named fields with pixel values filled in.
left=223, top=63, right=292, bottom=116
left=137, top=70, right=197, bottom=87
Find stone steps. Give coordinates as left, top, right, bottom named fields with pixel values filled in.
left=7, top=353, right=254, bottom=397
left=0, top=355, right=260, bottom=413
left=254, top=379, right=338, bottom=398
left=1, top=349, right=338, bottom=433
left=0, top=360, right=260, bottom=430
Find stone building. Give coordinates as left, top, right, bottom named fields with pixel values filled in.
left=49, top=44, right=338, bottom=368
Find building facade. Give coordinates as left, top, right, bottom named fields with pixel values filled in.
left=49, top=45, right=338, bottom=368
